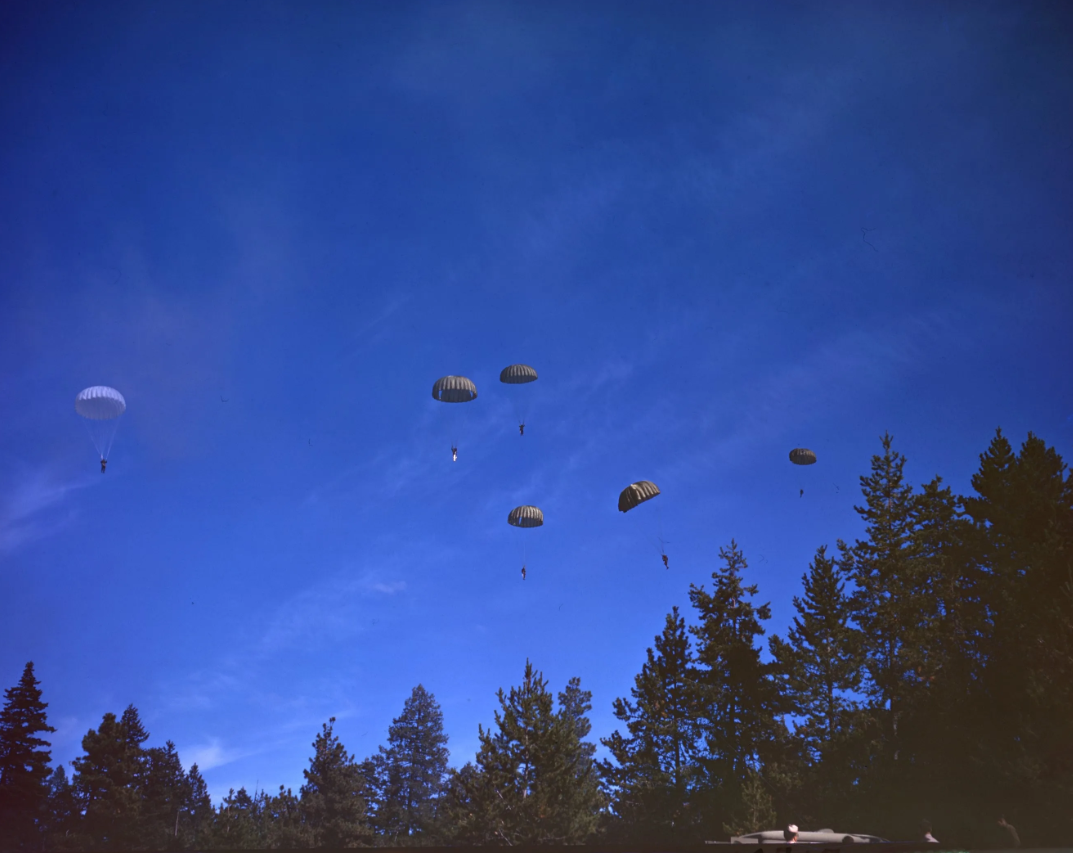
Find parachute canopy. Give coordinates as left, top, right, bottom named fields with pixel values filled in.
left=432, top=375, right=478, bottom=403
left=75, top=386, right=126, bottom=420
left=76, top=386, right=126, bottom=461
left=619, top=480, right=661, bottom=513
left=500, top=364, right=538, bottom=384
left=508, top=505, right=544, bottom=528
left=789, top=448, right=817, bottom=465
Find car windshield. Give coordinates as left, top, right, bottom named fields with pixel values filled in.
left=1, top=2, right=1070, bottom=850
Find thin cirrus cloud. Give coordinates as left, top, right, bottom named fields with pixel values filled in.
left=0, top=466, right=89, bottom=555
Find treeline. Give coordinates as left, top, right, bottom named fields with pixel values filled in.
left=1, top=429, right=1070, bottom=850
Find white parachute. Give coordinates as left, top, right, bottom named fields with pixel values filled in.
left=76, top=386, right=126, bottom=463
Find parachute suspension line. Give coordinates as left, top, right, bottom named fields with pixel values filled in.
left=656, top=502, right=668, bottom=556
left=81, top=418, right=102, bottom=460
left=82, top=417, right=119, bottom=461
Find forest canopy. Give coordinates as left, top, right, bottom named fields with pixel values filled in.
left=1, top=428, right=1070, bottom=850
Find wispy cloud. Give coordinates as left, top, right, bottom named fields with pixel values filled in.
left=0, top=466, right=90, bottom=555
left=184, top=737, right=259, bottom=773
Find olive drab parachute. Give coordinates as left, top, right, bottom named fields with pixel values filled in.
left=499, top=364, right=538, bottom=384
left=618, top=480, right=661, bottom=512
left=432, top=375, right=477, bottom=460
left=508, top=505, right=543, bottom=577
left=76, top=386, right=126, bottom=463
left=507, top=505, right=544, bottom=528
left=789, top=448, right=816, bottom=498
left=620, top=480, right=668, bottom=566
left=789, top=448, right=817, bottom=465
left=432, top=376, right=478, bottom=403
left=500, top=364, right=537, bottom=434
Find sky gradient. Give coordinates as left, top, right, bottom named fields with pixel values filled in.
left=2, top=0, right=1072, bottom=807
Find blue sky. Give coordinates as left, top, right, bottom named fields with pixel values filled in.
left=2, top=0, right=1071, bottom=807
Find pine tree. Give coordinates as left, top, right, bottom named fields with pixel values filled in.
left=894, top=474, right=981, bottom=835
left=0, top=661, right=56, bottom=850
left=137, top=740, right=191, bottom=849
left=267, top=784, right=313, bottom=848
left=433, top=762, right=488, bottom=845
left=355, top=752, right=387, bottom=839
left=210, top=786, right=269, bottom=849
left=466, top=661, right=604, bottom=845
left=599, top=607, right=698, bottom=842
left=180, top=764, right=214, bottom=850
left=42, top=764, right=81, bottom=850
left=558, top=678, right=596, bottom=764
left=768, top=544, right=863, bottom=819
left=688, top=540, right=780, bottom=835
left=70, top=707, right=149, bottom=850
left=839, top=434, right=928, bottom=778
left=959, top=429, right=1073, bottom=841
left=376, top=684, right=450, bottom=845
left=299, top=716, right=374, bottom=847
left=721, top=766, right=777, bottom=838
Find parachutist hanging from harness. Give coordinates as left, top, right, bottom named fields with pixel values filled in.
left=800, top=488, right=804, bottom=497
left=500, top=365, right=537, bottom=438
left=661, top=553, right=669, bottom=569
left=432, top=376, right=477, bottom=464
left=508, top=506, right=543, bottom=582
left=76, top=387, right=126, bottom=474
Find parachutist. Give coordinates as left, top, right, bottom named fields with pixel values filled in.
left=100, top=458, right=107, bottom=473
left=800, top=489, right=804, bottom=497
left=519, top=423, right=525, bottom=436
left=451, top=446, right=458, bottom=462
left=521, top=565, right=527, bottom=581
left=661, top=553, right=669, bottom=569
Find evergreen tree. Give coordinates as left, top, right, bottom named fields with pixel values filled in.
left=894, top=474, right=981, bottom=837
left=299, top=716, right=374, bottom=847
left=355, top=752, right=387, bottom=840
left=768, top=545, right=863, bottom=819
left=267, top=784, right=313, bottom=848
left=433, top=762, right=489, bottom=845
left=138, top=740, right=191, bottom=849
left=180, top=764, right=214, bottom=850
left=558, top=678, right=596, bottom=764
left=687, top=540, right=780, bottom=835
left=466, top=661, right=604, bottom=845
left=42, top=764, right=81, bottom=851
left=770, top=545, right=862, bottom=754
left=0, top=662, right=56, bottom=850
left=959, top=429, right=1073, bottom=841
left=721, top=766, right=777, bottom=838
left=69, top=707, right=149, bottom=850
left=375, top=684, right=450, bottom=846
left=209, top=786, right=270, bottom=849
left=839, top=435, right=928, bottom=776
left=599, top=607, right=698, bottom=842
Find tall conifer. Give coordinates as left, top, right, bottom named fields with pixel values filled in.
left=768, top=545, right=863, bottom=821
left=599, top=607, right=698, bottom=841
left=467, top=661, right=603, bottom=845
left=299, top=716, right=374, bottom=847
left=0, top=662, right=56, bottom=850
left=839, top=434, right=925, bottom=774
left=688, top=540, right=780, bottom=834
left=376, top=684, right=450, bottom=845
left=70, top=707, right=149, bottom=849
